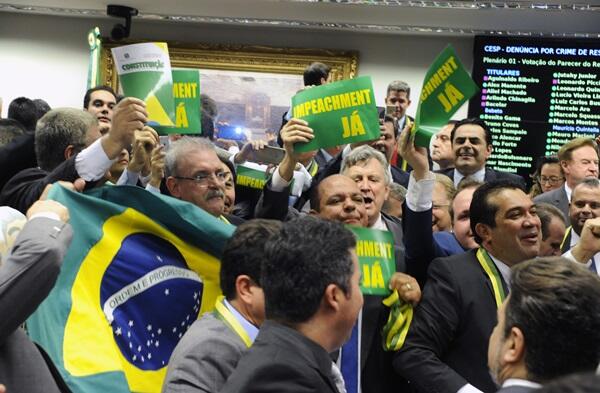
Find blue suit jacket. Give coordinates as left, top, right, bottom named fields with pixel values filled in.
left=403, top=204, right=467, bottom=287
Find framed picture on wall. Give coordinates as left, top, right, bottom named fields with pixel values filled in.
left=100, top=40, right=358, bottom=142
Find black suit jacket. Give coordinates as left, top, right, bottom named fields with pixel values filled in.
left=0, top=132, right=36, bottom=193
left=220, top=321, right=339, bottom=393
left=402, top=205, right=469, bottom=287
left=314, top=149, right=332, bottom=169
left=393, top=249, right=504, bottom=393
left=0, top=156, right=89, bottom=214
left=255, top=183, right=408, bottom=392
left=437, top=167, right=526, bottom=189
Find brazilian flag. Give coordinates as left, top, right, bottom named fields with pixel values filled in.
left=26, top=185, right=234, bottom=392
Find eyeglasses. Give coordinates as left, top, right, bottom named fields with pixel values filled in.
left=432, top=203, right=450, bottom=210
left=538, top=176, right=564, bottom=185
left=173, top=171, right=228, bottom=186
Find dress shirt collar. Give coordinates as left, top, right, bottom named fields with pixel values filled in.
left=564, top=183, right=573, bottom=202
left=502, top=378, right=542, bottom=389
left=370, top=213, right=388, bottom=231
left=487, top=250, right=513, bottom=289
left=223, top=298, right=259, bottom=343
left=454, top=166, right=486, bottom=187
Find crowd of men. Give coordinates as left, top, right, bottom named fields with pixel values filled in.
left=1, top=62, right=599, bottom=393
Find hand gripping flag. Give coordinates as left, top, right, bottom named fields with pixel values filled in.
left=26, top=185, right=234, bottom=393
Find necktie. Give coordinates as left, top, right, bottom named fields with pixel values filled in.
left=331, top=362, right=347, bottom=393
left=590, top=257, right=597, bottom=274
left=340, top=320, right=360, bottom=393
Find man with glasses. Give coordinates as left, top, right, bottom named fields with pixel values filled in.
left=165, top=137, right=244, bottom=225
left=534, top=138, right=599, bottom=220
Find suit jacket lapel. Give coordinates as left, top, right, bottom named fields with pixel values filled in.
left=476, top=250, right=509, bottom=304
left=360, top=295, right=383, bottom=371
left=484, top=167, right=496, bottom=182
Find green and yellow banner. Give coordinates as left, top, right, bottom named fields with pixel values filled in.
left=348, top=226, right=396, bottom=296
left=158, top=69, right=202, bottom=135
left=235, top=165, right=268, bottom=190
left=413, top=45, right=479, bottom=147
left=112, top=42, right=176, bottom=128
left=291, top=76, right=380, bottom=153
left=27, top=185, right=234, bottom=392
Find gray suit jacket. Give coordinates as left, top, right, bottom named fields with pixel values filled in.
left=533, top=185, right=569, bottom=221
left=0, top=217, right=72, bottom=393
left=163, top=312, right=247, bottom=393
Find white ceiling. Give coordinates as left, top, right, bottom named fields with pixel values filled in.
left=1, top=0, right=600, bottom=37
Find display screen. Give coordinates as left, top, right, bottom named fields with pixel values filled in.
left=468, top=36, right=600, bottom=180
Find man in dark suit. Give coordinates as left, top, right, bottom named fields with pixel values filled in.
left=309, top=174, right=418, bottom=393
left=488, top=257, right=600, bottom=393
left=0, top=99, right=149, bottom=214
left=221, top=216, right=362, bottom=393
left=394, top=179, right=541, bottom=393
left=163, top=220, right=280, bottom=393
left=534, top=137, right=599, bottom=220
left=0, top=199, right=73, bottom=393
left=437, top=118, right=525, bottom=189
left=165, top=137, right=244, bottom=225
left=397, top=127, right=480, bottom=286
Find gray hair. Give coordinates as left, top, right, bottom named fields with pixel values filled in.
left=386, top=80, right=411, bottom=98
left=35, top=108, right=96, bottom=171
left=575, top=177, right=600, bottom=190
left=165, top=136, right=216, bottom=177
left=341, top=145, right=392, bottom=185
left=388, top=182, right=407, bottom=202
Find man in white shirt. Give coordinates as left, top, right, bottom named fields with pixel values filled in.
left=0, top=99, right=148, bottom=213
left=488, top=257, right=600, bottom=393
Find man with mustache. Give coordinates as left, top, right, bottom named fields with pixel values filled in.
left=394, top=179, right=541, bottom=393
left=165, top=137, right=244, bottom=225
left=438, top=118, right=525, bottom=188
left=560, top=178, right=600, bottom=274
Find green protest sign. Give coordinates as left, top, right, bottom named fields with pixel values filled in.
left=413, top=45, right=479, bottom=147
left=111, top=42, right=175, bottom=128
left=348, top=226, right=396, bottom=296
left=236, top=165, right=268, bottom=190
left=291, top=76, right=380, bottom=153
left=156, top=69, right=202, bottom=135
